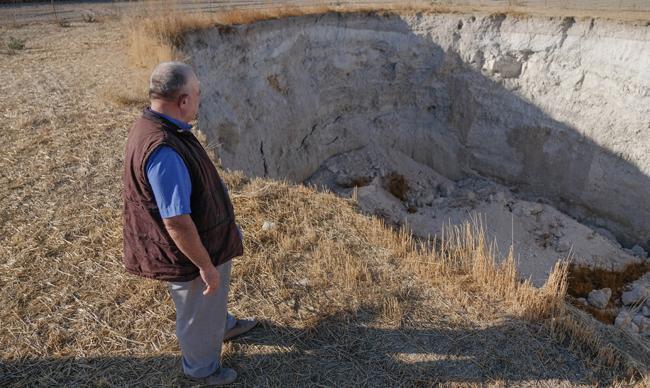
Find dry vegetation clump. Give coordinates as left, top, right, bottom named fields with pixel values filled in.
left=0, top=35, right=26, bottom=55
left=7, top=36, right=25, bottom=51
left=384, top=172, right=410, bottom=202
left=0, top=7, right=649, bottom=387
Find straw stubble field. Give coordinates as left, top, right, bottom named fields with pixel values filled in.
left=0, top=9, right=648, bottom=386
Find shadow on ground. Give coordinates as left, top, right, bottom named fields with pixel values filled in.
left=1, top=309, right=600, bottom=386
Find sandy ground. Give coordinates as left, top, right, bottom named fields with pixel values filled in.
left=307, top=145, right=645, bottom=286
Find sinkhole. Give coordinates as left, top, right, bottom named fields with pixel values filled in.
left=182, top=12, right=650, bottom=291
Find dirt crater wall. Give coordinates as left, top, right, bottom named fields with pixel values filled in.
left=186, top=12, right=650, bottom=248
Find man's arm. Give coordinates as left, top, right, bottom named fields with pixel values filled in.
left=163, top=215, right=220, bottom=295
left=146, top=145, right=219, bottom=295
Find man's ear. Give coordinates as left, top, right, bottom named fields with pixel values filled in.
left=178, top=93, right=189, bottom=108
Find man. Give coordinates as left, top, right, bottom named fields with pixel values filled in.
left=122, top=61, right=257, bottom=385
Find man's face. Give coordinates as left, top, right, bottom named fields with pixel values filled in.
left=180, top=75, right=201, bottom=123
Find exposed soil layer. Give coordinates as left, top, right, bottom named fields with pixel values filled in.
left=186, top=12, right=649, bottom=288
left=187, top=12, right=650, bottom=251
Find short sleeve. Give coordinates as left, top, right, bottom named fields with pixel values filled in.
left=145, top=146, right=192, bottom=218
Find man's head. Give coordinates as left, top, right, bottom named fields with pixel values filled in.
left=149, top=61, right=200, bottom=123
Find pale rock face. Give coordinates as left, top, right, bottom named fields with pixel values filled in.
left=186, top=13, right=649, bottom=285
left=587, top=288, right=611, bottom=309
left=189, top=13, right=650, bottom=249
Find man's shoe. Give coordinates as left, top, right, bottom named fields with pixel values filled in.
left=198, top=367, right=237, bottom=386
left=224, top=318, right=258, bottom=341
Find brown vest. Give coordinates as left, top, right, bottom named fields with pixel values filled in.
left=122, top=107, right=243, bottom=282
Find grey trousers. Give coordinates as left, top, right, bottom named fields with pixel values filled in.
left=167, top=260, right=237, bottom=378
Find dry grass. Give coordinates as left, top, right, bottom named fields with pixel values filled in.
left=0, top=8, right=649, bottom=387
left=384, top=173, right=410, bottom=202
left=125, top=2, right=449, bottom=69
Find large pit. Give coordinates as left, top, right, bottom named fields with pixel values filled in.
left=184, top=12, right=650, bottom=328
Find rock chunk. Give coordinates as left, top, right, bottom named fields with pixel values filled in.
left=262, top=221, right=276, bottom=231
left=642, top=305, right=650, bottom=317
left=438, top=181, right=455, bottom=197
left=614, top=310, right=639, bottom=334
left=622, top=287, right=648, bottom=306
left=527, top=203, right=544, bottom=216
left=587, top=288, right=611, bottom=309
left=632, top=313, right=650, bottom=335
left=631, top=244, right=648, bottom=259
left=491, top=56, right=522, bottom=78
left=621, top=273, right=650, bottom=306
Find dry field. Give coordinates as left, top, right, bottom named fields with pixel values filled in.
left=0, top=6, right=649, bottom=387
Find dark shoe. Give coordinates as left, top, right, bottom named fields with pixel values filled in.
left=193, top=367, right=237, bottom=386
left=224, top=318, right=258, bottom=341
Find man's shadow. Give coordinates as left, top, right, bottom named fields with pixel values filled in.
left=1, top=307, right=604, bottom=386
left=223, top=308, right=602, bottom=386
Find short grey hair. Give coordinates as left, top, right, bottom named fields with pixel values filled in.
left=149, top=61, right=195, bottom=100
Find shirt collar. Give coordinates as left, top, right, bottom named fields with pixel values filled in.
left=149, top=108, right=193, bottom=131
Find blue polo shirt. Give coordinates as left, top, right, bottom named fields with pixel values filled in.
left=145, top=110, right=193, bottom=219
left=145, top=110, right=243, bottom=240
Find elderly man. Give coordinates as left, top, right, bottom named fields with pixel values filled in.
left=122, top=61, right=257, bottom=385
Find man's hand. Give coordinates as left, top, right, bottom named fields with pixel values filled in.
left=163, top=214, right=217, bottom=296
left=199, top=264, right=220, bottom=295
